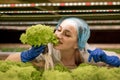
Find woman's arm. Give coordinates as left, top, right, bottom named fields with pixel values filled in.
left=104, top=50, right=120, bottom=58
left=6, top=46, right=45, bottom=62
left=5, top=52, right=22, bottom=62
left=6, top=53, right=45, bottom=68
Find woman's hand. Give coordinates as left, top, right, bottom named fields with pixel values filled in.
left=21, top=45, right=45, bottom=62
left=87, top=48, right=120, bottom=67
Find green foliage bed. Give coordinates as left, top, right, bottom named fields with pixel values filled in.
left=104, top=49, right=120, bottom=54
left=0, top=47, right=29, bottom=52
left=0, top=60, right=120, bottom=80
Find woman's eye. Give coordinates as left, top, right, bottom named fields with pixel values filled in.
left=66, top=35, right=70, bottom=37
left=65, top=33, right=71, bottom=37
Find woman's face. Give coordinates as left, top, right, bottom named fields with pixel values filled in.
left=54, top=20, right=78, bottom=50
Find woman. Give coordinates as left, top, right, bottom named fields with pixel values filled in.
left=6, top=17, right=120, bottom=69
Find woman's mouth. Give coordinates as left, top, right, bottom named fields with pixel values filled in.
left=58, top=40, right=63, bottom=44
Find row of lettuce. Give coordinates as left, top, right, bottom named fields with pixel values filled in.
left=0, top=60, right=120, bottom=80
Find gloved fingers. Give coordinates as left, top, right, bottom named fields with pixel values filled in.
left=89, top=54, right=99, bottom=62
left=88, top=54, right=92, bottom=62
left=87, top=49, right=92, bottom=54
left=87, top=49, right=93, bottom=62
left=93, top=55, right=100, bottom=62
left=35, top=46, right=46, bottom=53
left=38, top=45, right=46, bottom=49
left=95, top=49, right=106, bottom=61
left=33, top=45, right=45, bottom=49
left=87, top=49, right=101, bottom=62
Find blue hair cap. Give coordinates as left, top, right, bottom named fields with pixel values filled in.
left=56, top=17, right=90, bottom=50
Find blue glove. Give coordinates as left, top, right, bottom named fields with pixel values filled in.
left=21, top=46, right=45, bottom=62
left=87, top=48, right=120, bottom=67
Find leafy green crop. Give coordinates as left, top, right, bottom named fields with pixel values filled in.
left=0, top=61, right=120, bottom=80
left=20, top=24, right=58, bottom=46
left=0, top=61, right=42, bottom=80
left=71, top=63, right=120, bottom=80
left=41, top=70, right=73, bottom=80
left=54, top=63, right=70, bottom=72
